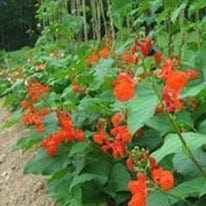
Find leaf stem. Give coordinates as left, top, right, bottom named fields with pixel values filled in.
left=141, top=59, right=206, bottom=179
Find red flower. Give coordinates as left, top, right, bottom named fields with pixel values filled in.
left=21, top=100, right=34, bottom=110
left=122, top=52, right=137, bottom=65
left=47, top=146, right=57, bottom=157
left=85, top=54, right=99, bottom=65
left=72, top=129, right=85, bottom=142
left=151, top=168, right=174, bottom=191
left=126, top=157, right=134, bottom=171
left=140, top=37, right=152, bottom=57
left=112, top=73, right=136, bottom=102
left=128, top=173, right=148, bottom=206
left=111, top=112, right=125, bottom=127
left=102, top=141, right=126, bottom=159
left=110, top=125, right=132, bottom=143
left=186, top=70, right=198, bottom=80
left=154, top=50, right=162, bottom=64
left=41, top=110, right=85, bottom=157
left=27, top=81, right=49, bottom=101
left=21, top=111, right=44, bottom=133
left=56, top=111, right=73, bottom=129
left=165, top=70, right=188, bottom=91
left=93, top=130, right=108, bottom=145
left=163, top=87, right=183, bottom=112
left=149, top=156, right=174, bottom=191
left=98, top=47, right=110, bottom=58
left=159, top=59, right=173, bottom=80
left=128, top=192, right=146, bottom=206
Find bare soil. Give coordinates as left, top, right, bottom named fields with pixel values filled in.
left=0, top=99, right=54, bottom=206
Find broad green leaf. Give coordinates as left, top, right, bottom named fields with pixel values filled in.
left=90, top=58, right=114, bottom=90
left=173, top=148, right=206, bottom=179
left=199, top=184, right=206, bottom=196
left=48, top=173, right=73, bottom=203
left=68, top=142, right=90, bottom=157
left=198, top=120, right=206, bottom=135
left=42, top=113, right=58, bottom=134
left=152, top=132, right=206, bottom=161
left=171, top=3, right=187, bottom=23
left=181, top=82, right=206, bottom=98
left=126, top=91, right=158, bottom=134
left=68, top=185, right=82, bottom=206
left=3, top=109, right=23, bottom=128
left=148, top=177, right=205, bottom=206
left=69, top=173, right=107, bottom=192
left=146, top=114, right=173, bottom=135
left=106, top=162, right=131, bottom=192
left=134, top=129, right=162, bottom=151
left=14, top=135, right=43, bottom=150
left=24, top=150, right=70, bottom=175
left=148, top=191, right=176, bottom=206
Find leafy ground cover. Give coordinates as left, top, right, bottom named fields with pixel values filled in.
left=1, top=1, right=206, bottom=206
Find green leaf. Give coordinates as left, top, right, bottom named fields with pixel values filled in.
left=152, top=132, right=206, bottom=161
left=126, top=90, right=158, bottom=134
left=68, top=185, right=82, bottom=206
left=106, top=162, right=131, bottom=192
left=134, top=129, right=162, bottom=151
left=198, top=120, right=206, bottom=135
left=181, top=82, right=206, bottom=98
left=171, top=3, right=187, bottom=23
left=146, top=114, right=173, bottom=135
left=69, top=173, right=106, bottom=192
left=3, top=109, right=23, bottom=128
left=148, top=177, right=205, bottom=206
left=48, top=173, right=73, bottom=203
left=69, top=142, right=90, bottom=157
left=14, top=135, right=43, bottom=150
left=90, top=58, right=114, bottom=90
left=42, top=113, right=58, bottom=134
left=24, top=150, right=70, bottom=175
left=173, top=148, right=206, bottom=179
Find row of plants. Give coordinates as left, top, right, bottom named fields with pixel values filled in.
left=1, top=0, right=206, bottom=205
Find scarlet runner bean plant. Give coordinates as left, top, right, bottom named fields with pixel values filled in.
left=13, top=35, right=206, bottom=206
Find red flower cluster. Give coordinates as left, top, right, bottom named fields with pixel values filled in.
left=159, top=59, right=198, bottom=112
left=128, top=173, right=148, bottom=206
left=21, top=108, right=50, bottom=133
left=126, top=155, right=174, bottom=206
left=149, top=157, right=174, bottom=191
left=41, top=111, right=84, bottom=157
left=112, top=73, right=136, bottom=102
left=27, top=81, right=49, bottom=101
left=85, top=46, right=111, bottom=66
left=21, top=80, right=50, bottom=132
left=85, top=54, right=99, bottom=65
left=122, top=52, right=138, bottom=65
left=139, top=37, right=153, bottom=57
left=93, top=113, right=132, bottom=158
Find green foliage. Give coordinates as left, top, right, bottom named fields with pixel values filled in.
left=2, top=1, right=206, bottom=206
left=152, top=132, right=206, bottom=161
left=126, top=82, right=158, bottom=134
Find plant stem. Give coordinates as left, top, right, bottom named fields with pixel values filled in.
left=141, top=59, right=206, bottom=179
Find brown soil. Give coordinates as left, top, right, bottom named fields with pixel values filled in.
left=0, top=99, right=55, bottom=206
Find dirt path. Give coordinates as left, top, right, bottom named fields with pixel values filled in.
left=0, top=99, right=54, bottom=206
